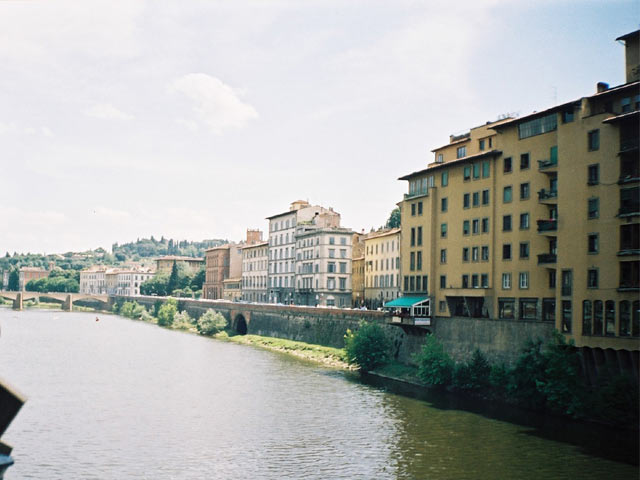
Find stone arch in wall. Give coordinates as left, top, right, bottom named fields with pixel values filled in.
left=233, top=313, right=248, bottom=335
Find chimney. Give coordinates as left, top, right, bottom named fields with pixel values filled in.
left=596, top=82, right=609, bottom=93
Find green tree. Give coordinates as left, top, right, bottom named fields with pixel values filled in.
left=414, top=335, right=454, bottom=386
left=386, top=207, right=401, bottom=228
left=344, top=322, right=391, bottom=372
left=8, top=269, right=19, bottom=291
left=190, top=267, right=205, bottom=291
left=167, top=262, right=179, bottom=294
left=140, top=273, right=169, bottom=296
left=157, top=298, right=178, bottom=327
left=196, top=309, right=228, bottom=335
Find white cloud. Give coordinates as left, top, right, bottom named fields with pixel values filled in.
left=171, top=73, right=258, bottom=134
left=85, top=103, right=134, bottom=121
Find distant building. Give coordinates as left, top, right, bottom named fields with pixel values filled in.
left=202, top=245, right=230, bottom=300
left=19, top=267, right=49, bottom=291
left=352, top=255, right=365, bottom=307
left=222, top=278, right=242, bottom=302
left=79, top=266, right=108, bottom=294
left=155, top=256, right=204, bottom=275
left=241, top=241, right=268, bottom=303
left=364, top=228, right=401, bottom=309
left=81, top=266, right=153, bottom=296
left=266, top=200, right=340, bottom=304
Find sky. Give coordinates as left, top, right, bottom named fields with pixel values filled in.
left=0, top=0, right=637, bottom=254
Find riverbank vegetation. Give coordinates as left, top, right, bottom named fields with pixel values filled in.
left=344, top=324, right=638, bottom=427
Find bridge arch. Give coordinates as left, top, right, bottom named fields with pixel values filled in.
left=233, top=313, right=248, bottom=335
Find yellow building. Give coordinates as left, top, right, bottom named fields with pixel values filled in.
left=155, top=256, right=204, bottom=275
left=397, top=31, right=639, bottom=360
left=364, top=228, right=401, bottom=309
left=352, top=256, right=365, bottom=307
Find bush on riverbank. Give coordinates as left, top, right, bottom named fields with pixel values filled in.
left=414, top=335, right=454, bottom=386
left=157, top=298, right=178, bottom=327
left=172, top=310, right=194, bottom=330
left=197, top=309, right=227, bottom=335
left=344, top=322, right=391, bottom=372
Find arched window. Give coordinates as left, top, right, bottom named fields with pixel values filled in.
left=620, top=301, right=630, bottom=336
left=633, top=301, right=640, bottom=337
left=582, top=300, right=592, bottom=336
left=605, top=301, right=616, bottom=336
left=593, top=300, right=603, bottom=336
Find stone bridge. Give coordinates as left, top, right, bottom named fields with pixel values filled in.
left=0, top=291, right=111, bottom=312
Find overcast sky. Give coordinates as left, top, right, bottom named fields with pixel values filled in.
left=0, top=0, right=637, bottom=254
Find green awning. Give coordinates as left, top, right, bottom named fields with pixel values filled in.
left=384, top=296, right=428, bottom=308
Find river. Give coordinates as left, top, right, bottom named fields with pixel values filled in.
left=0, top=309, right=637, bottom=479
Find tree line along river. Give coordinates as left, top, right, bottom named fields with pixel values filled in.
left=0, top=309, right=637, bottom=479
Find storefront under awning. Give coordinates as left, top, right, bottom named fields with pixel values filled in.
left=384, top=296, right=431, bottom=326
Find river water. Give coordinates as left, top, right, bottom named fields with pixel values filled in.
left=0, top=309, right=637, bottom=479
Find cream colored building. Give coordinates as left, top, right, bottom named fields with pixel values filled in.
left=155, top=256, right=204, bottom=274
left=364, top=228, right=401, bottom=309
left=222, top=278, right=242, bottom=302
left=102, top=268, right=154, bottom=296
left=79, top=266, right=107, bottom=294
left=397, top=31, right=639, bottom=359
left=241, top=241, right=268, bottom=302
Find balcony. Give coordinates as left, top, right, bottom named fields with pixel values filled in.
left=618, top=204, right=640, bottom=217
left=537, top=189, right=558, bottom=203
left=404, top=189, right=428, bottom=200
left=618, top=175, right=640, bottom=185
left=537, top=219, right=558, bottom=233
left=620, top=138, right=639, bottom=153
left=537, top=253, right=557, bottom=265
left=538, top=158, right=557, bottom=171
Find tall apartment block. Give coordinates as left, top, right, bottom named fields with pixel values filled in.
left=397, top=31, right=639, bottom=364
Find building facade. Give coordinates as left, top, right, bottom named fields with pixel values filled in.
left=266, top=200, right=339, bottom=304
left=101, top=268, right=154, bottom=296
left=396, top=30, right=640, bottom=356
left=364, top=228, right=401, bottom=309
left=19, top=267, right=49, bottom=291
left=241, top=241, right=268, bottom=302
left=202, top=245, right=230, bottom=300
left=79, top=266, right=107, bottom=294
left=155, top=256, right=204, bottom=275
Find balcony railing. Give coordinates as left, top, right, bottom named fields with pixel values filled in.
left=618, top=174, right=640, bottom=184
left=537, top=219, right=558, bottom=232
left=619, top=204, right=640, bottom=217
left=537, top=253, right=557, bottom=264
left=404, top=189, right=428, bottom=200
left=538, top=158, right=558, bottom=170
left=620, top=138, right=639, bottom=152
left=537, top=189, right=558, bottom=201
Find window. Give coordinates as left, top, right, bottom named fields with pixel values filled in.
left=583, top=300, right=592, bottom=335
left=504, top=157, right=512, bottom=173
left=472, top=247, right=479, bottom=262
left=329, top=237, right=335, bottom=245
left=549, top=270, right=556, bottom=288
left=328, top=262, right=336, bottom=273
left=482, top=217, right=489, bottom=233
left=479, top=139, right=485, bottom=151
left=503, top=186, right=512, bottom=203
left=472, top=191, right=480, bottom=207
left=593, top=300, right=603, bottom=336
left=587, top=269, right=598, bottom=288
left=417, top=251, right=422, bottom=270
left=562, top=300, right=572, bottom=333
left=463, top=166, right=471, bottom=181
left=441, top=198, right=448, bottom=212
left=588, top=233, right=599, bottom=254
left=482, top=189, right=489, bottom=205
left=462, top=247, right=469, bottom=262
left=327, top=277, right=335, bottom=290
left=503, top=215, right=512, bottom=232
left=481, top=246, right=489, bottom=261
left=437, top=153, right=444, bottom=163
left=463, top=193, right=470, bottom=208
left=471, top=274, right=479, bottom=288
left=411, top=227, right=415, bottom=246
left=519, top=242, right=529, bottom=259
left=329, top=249, right=335, bottom=258
left=472, top=219, right=480, bottom=234
left=561, top=270, right=572, bottom=296
left=482, top=161, right=490, bottom=178
left=457, top=146, right=467, bottom=159
left=418, top=202, right=423, bottom=215
left=411, top=203, right=416, bottom=216
left=519, top=272, right=529, bottom=289
left=620, top=301, right=631, bottom=336
left=519, top=298, right=537, bottom=320
left=503, top=244, right=512, bottom=260
left=439, top=300, right=447, bottom=312
left=410, top=252, right=415, bottom=271
left=520, top=213, right=529, bottom=230
left=588, top=129, right=600, bottom=151
left=518, top=113, right=557, bottom=139
left=440, top=249, right=447, bottom=264
left=339, top=262, right=347, bottom=273
left=440, top=275, right=446, bottom=289
left=543, top=298, right=555, bottom=323
left=620, top=187, right=640, bottom=215
left=499, top=298, right=515, bottom=319
left=620, top=224, right=640, bottom=251
left=520, top=153, right=530, bottom=170
left=520, top=182, right=530, bottom=200
left=441, top=171, right=448, bottom=187
left=441, top=223, right=447, bottom=238
left=588, top=164, right=599, bottom=185
left=417, top=226, right=423, bottom=246
left=588, top=198, right=599, bottom=219
left=562, top=109, right=574, bottom=123
left=340, top=249, right=347, bottom=258
left=463, top=220, right=470, bottom=235
left=473, top=163, right=480, bottom=179
left=481, top=274, right=489, bottom=288
left=462, top=275, right=469, bottom=288
left=605, top=301, right=615, bottom=336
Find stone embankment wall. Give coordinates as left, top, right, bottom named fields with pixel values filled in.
left=117, top=296, right=554, bottom=365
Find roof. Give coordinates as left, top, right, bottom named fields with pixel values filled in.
left=616, top=30, right=639, bottom=42
left=240, top=241, right=269, bottom=249
left=430, top=135, right=470, bottom=153
left=156, top=255, right=204, bottom=261
left=602, top=110, right=640, bottom=124
left=384, top=296, right=429, bottom=308
left=398, top=149, right=502, bottom=180
left=364, top=228, right=400, bottom=241
left=205, top=244, right=231, bottom=252
left=490, top=100, right=578, bottom=131
left=266, top=210, right=295, bottom=220
left=589, top=81, right=639, bottom=99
